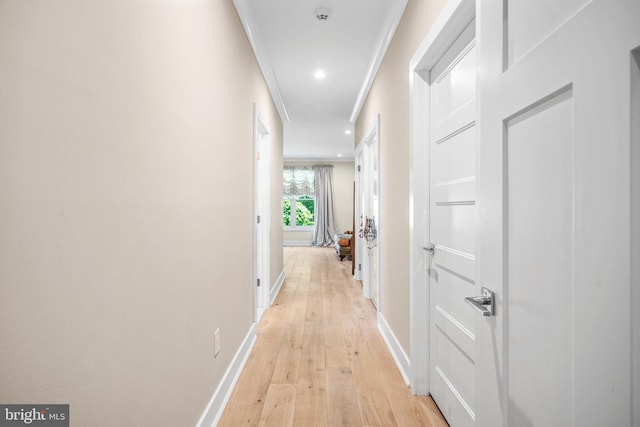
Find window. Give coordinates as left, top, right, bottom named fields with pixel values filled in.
left=283, top=165, right=315, bottom=229
left=283, top=195, right=315, bottom=228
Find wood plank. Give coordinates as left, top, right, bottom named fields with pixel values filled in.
left=297, top=321, right=325, bottom=388
left=322, top=257, right=353, bottom=367
left=293, top=383, right=328, bottom=427
left=259, top=303, right=288, bottom=343
left=305, top=291, right=324, bottom=322
left=370, top=348, right=438, bottom=427
left=217, top=339, right=280, bottom=426
left=257, top=384, right=297, bottom=427
left=351, top=335, right=397, bottom=426
left=356, top=384, right=397, bottom=426
left=271, top=324, right=304, bottom=384
left=326, top=366, right=363, bottom=426
left=417, top=395, right=450, bottom=427
left=272, top=281, right=307, bottom=384
left=324, top=319, right=350, bottom=367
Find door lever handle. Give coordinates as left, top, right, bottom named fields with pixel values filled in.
left=422, top=244, right=435, bottom=254
left=465, top=287, right=496, bottom=316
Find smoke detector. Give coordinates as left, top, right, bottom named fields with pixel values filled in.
left=314, top=7, right=331, bottom=21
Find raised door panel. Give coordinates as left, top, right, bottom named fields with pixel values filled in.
left=506, top=89, right=574, bottom=427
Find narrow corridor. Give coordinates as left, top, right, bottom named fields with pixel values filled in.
left=218, top=247, right=448, bottom=426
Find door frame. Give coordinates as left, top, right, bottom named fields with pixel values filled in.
left=253, top=103, right=270, bottom=323
left=633, top=47, right=640, bottom=426
left=354, top=145, right=364, bottom=282
left=356, top=116, right=381, bottom=307
left=408, top=0, right=476, bottom=395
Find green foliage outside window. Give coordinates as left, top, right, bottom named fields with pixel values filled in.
left=282, top=199, right=291, bottom=226
left=282, top=196, right=314, bottom=226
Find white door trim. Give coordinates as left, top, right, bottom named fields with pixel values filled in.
left=632, top=47, right=640, bottom=427
left=253, top=103, right=270, bottom=323
left=408, top=0, right=476, bottom=395
left=356, top=116, right=381, bottom=308
left=354, top=144, right=364, bottom=281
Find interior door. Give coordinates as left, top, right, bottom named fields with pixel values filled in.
left=428, top=21, right=477, bottom=427
left=355, top=149, right=364, bottom=281
left=476, top=1, right=640, bottom=426
left=358, top=122, right=380, bottom=307
left=369, top=138, right=379, bottom=308
left=254, top=132, right=265, bottom=319
left=253, top=106, right=270, bottom=322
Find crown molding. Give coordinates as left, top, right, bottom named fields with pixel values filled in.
left=233, top=0, right=290, bottom=123
left=284, top=157, right=355, bottom=163
left=349, top=0, right=409, bottom=123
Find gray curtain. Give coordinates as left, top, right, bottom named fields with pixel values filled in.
left=312, top=165, right=337, bottom=246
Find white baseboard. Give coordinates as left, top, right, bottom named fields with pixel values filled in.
left=195, top=322, right=257, bottom=427
left=270, top=270, right=286, bottom=305
left=378, top=313, right=411, bottom=386
left=283, top=241, right=312, bottom=247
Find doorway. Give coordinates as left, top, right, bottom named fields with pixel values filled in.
left=428, top=20, right=476, bottom=427
left=354, top=149, right=364, bottom=282
left=356, top=117, right=380, bottom=308
left=253, top=104, right=270, bottom=322
left=409, top=0, right=477, bottom=419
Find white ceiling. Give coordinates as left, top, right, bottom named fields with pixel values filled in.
left=234, top=0, right=408, bottom=160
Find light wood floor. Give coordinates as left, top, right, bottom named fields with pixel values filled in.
left=218, top=247, right=448, bottom=427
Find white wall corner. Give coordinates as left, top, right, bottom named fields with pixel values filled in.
left=270, top=269, right=286, bottom=305
left=195, top=323, right=257, bottom=427
left=377, top=313, right=411, bottom=386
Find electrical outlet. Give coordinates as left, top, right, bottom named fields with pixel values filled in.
left=214, top=329, right=220, bottom=357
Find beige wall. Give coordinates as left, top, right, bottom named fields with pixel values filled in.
left=0, top=1, right=282, bottom=426
left=283, top=161, right=354, bottom=245
left=355, top=0, right=445, bottom=355
left=332, top=162, right=356, bottom=234
left=283, top=229, right=315, bottom=245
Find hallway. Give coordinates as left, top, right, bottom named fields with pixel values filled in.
left=218, top=247, right=447, bottom=426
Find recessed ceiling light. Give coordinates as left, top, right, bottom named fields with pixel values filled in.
left=314, top=70, right=326, bottom=80
left=337, top=154, right=343, bottom=157
left=345, top=130, right=352, bottom=135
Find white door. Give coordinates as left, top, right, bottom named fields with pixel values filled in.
left=368, top=136, right=379, bottom=308
left=254, top=131, right=265, bottom=319
left=358, top=119, right=380, bottom=307
left=428, top=21, right=477, bottom=427
left=476, top=1, right=640, bottom=426
left=253, top=105, right=270, bottom=322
